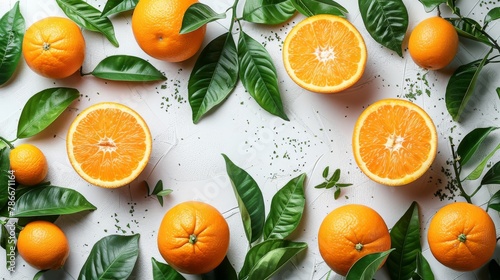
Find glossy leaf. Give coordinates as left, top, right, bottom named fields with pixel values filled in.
left=56, top=0, right=119, bottom=47
left=0, top=186, right=32, bottom=217
left=91, top=55, right=166, bottom=81
left=358, top=0, right=408, bottom=57
left=33, top=270, right=47, bottom=280
left=482, top=161, right=500, bottom=185
left=0, top=148, right=10, bottom=209
left=263, top=173, right=306, bottom=240
left=485, top=7, right=500, bottom=25
left=238, top=31, right=288, bottom=120
left=188, top=33, right=238, bottom=123
left=346, top=249, right=395, bottom=280
left=414, top=252, right=434, bottom=280
left=78, top=234, right=140, bottom=280
left=202, top=256, right=237, bottom=280
left=238, top=239, right=307, bottom=280
left=445, top=54, right=490, bottom=121
left=151, top=257, right=185, bottom=280
left=223, top=154, right=265, bottom=244
left=101, top=0, right=138, bottom=17
left=497, top=88, right=500, bottom=99
left=456, top=127, right=498, bottom=167
left=322, top=166, right=329, bottom=178
left=386, top=201, right=421, bottom=280
left=17, top=87, right=79, bottom=139
left=243, top=0, right=296, bottom=25
left=446, top=18, right=491, bottom=46
left=292, top=0, right=348, bottom=17
left=180, top=3, right=226, bottom=34
left=11, top=185, right=96, bottom=217
left=465, top=143, right=500, bottom=180
left=0, top=2, right=25, bottom=86
left=487, top=190, right=500, bottom=212
left=417, top=0, right=445, bottom=12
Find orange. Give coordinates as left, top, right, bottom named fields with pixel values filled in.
left=9, top=143, right=48, bottom=186
left=427, top=202, right=496, bottom=271
left=66, top=102, right=152, bottom=188
left=22, top=17, right=85, bottom=79
left=157, top=201, right=230, bottom=274
left=408, top=17, right=459, bottom=70
left=283, top=14, right=367, bottom=93
left=318, top=204, right=391, bottom=276
left=352, top=99, right=437, bottom=186
left=17, top=220, right=70, bottom=270
left=131, top=0, right=206, bottom=62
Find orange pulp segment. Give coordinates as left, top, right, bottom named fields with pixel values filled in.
left=66, top=102, right=152, bottom=188
left=283, top=14, right=367, bottom=93
left=352, top=99, right=437, bottom=186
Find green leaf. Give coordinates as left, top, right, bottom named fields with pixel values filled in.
left=222, top=154, right=265, bottom=244
left=445, top=53, right=490, bottom=121
left=156, top=189, right=173, bottom=197
left=417, top=0, right=446, bottom=12
left=151, top=180, right=163, bottom=195
left=17, top=87, right=80, bottom=139
left=0, top=148, right=11, bottom=209
left=201, top=256, right=237, bottom=280
left=456, top=127, right=498, bottom=167
left=346, top=249, right=395, bottom=280
left=386, top=201, right=421, bottom=280
left=91, top=55, right=166, bottom=82
left=11, top=185, right=96, bottom=217
left=188, top=33, right=238, bottom=123
left=465, top=143, right=500, bottom=180
left=414, top=251, right=434, bottom=280
left=482, top=161, right=500, bottom=185
left=487, top=190, right=500, bottom=212
left=445, top=18, right=492, bottom=46
left=263, top=174, right=306, bottom=240
left=489, top=259, right=500, bottom=279
left=497, top=88, right=500, bottom=99
left=151, top=257, right=185, bottom=280
left=101, top=0, right=138, bottom=17
left=334, top=188, right=341, bottom=199
left=291, top=0, right=348, bottom=17
left=180, top=3, right=226, bottom=34
left=485, top=7, right=500, bottom=25
left=322, top=166, right=329, bottom=178
left=238, top=31, right=288, bottom=120
left=314, top=182, right=327, bottom=189
left=238, top=239, right=307, bottom=280
left=78, top=234, right=140, bottom=280
left=33, top=270, right=48, bottom=280
left=358, top=0, right=408, bottom=57
left=329, top=168, right=340, bottom=183
left=243, top=0, right=296, bottom=25
left=0, top=2, right=25, bottom=86
left=56, top=0, right=119, bottom=47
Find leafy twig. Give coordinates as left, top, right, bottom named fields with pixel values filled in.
left=314, top=167, right=352, bottom=199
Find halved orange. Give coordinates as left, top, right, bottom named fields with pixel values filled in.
left=283, top=14, right=367, bottom=93
left=66, top=102, right=152, bottom=188
left=352, top=99, right=437, bottom=186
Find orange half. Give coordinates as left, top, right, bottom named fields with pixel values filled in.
left=352, top=99, right=437, bottom=186
left=66, top=102, right=152, bottom=188
left=283, top=15, right=367, bottom=93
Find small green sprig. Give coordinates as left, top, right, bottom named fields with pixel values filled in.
left=145, top=180, right=173, bottom=207
left=314, top=167, right=352, bottom=199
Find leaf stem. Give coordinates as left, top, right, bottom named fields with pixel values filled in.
left=0, top=136, right=14, bottom=149
left=449, top=137, right=472, bottom=203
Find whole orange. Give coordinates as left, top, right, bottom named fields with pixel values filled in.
left=318, top=204, right=391, bottom=276
left=9, top=143, right=48, bottom=186
left=131, top=0, right=206, bottom=62
left=157, top=201, right=230, bottom=274
left=408, top=17, right=458, bottom=70
left=17, top=220, right=70, bottom=270
left=427, top=202, right=496, bottom=271
left=22, top=17, right=85, bottom=79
